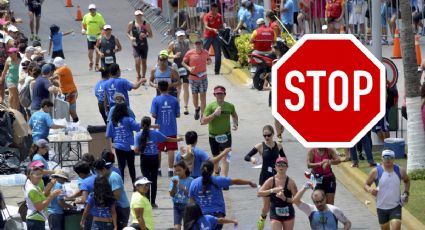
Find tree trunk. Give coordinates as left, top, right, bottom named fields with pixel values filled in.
left=399, top=0, right=425, bottom=172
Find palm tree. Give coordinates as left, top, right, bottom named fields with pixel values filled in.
left=399, top=0, right=425, bottom=172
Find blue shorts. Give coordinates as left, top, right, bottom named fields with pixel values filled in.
left=373, top=116, right=389, bottom=133
left=173, top=203, right=186, bottom=225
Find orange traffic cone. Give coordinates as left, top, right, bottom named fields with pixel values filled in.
left=209, top=46, right=214, bottom=56
left=75, top=5, right=82, bottom=21
left=415, top=35, right=422, bottom=66
left=65, top=0, right=73, bottom=7
left=339, top=25, right=345, bottom=34
left=391, top=28, right=402, bottom=59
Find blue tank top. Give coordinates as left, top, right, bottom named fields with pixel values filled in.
left=155, top=66, right=171, bottom=83
left=309, top=210, right=338, bottom=230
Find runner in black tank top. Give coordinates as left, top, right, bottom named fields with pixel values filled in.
left=269, top=176, right=295, bottom=222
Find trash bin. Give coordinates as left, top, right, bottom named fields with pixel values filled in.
left=64, top=209, right=82, bottom=230
left=87, top=125, right=111, bottom=159
left=384, top=138, right=405, bottom=159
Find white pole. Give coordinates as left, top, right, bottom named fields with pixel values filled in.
left=371, top=0, right=382, bottom=59
left=264, top=0, right=271, bottom=19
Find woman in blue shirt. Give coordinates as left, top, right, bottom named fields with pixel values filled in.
left=106, top=103, right=141, bottom=185
left=80, top=176, right=117, bottom=230
left=30, top=139, right=55, bottom=185
left=134, top=116, right=183, bottom=208
left=94, top=67, right=110, bottom=124
left=183, top=202, right=237, bottom=230
left=188, top=161, right=257, bottom=230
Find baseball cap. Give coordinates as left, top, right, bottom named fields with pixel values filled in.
left=175, top=30, right=185, bottom=37
left=51, top=170, right=69, bottom=180
left=35, top=139, right=49, bottom=148
left=88, top=4, right=96, bottom=9
left=41, top=64, right=52, bottom=74
left=256, top=18, right=265, bottom=25
left=276, top=157, right=288, bottom=165
left=7, top=47, right=18, bottom=53
left=382, top=149, right=395, bottom=158
left=53, top=57, right=65, bottom=68
left=213, top=86, right=226, bottom=94
left=7, top=25, right=18, bottom=32
left=134, top=10, right=143, bottom=16
left=134, top=177, right=152, bottom=186
left=29, top=160, right=45, bottom=169
left=113, top=92, right=125, bottom=100
left=103, top=25, right=112, bottom=30
left=159, top=50, right=169, bottom=57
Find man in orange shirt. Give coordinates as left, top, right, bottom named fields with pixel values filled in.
left=52, top=57, right=79, bottom=122
left=182, top=38, right=211, bottom=121
left=203, top=3, right=223, bottom=75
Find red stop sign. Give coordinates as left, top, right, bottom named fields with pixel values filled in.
left=272, top=34, right=386, bottom=148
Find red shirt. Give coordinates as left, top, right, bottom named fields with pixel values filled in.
left=183, top=49, right=210, bottom=80
left=203, top=12, right=222, bottom=38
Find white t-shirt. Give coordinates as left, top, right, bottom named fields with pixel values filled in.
left=297, top=201, right=349, bottom=230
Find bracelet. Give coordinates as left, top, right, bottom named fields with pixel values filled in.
left=403, top=191, right=409, bottom=196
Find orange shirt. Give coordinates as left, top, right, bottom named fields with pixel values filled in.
left=183, top=49, right=210, bottom=80
left=55, top=66, right=77, bottom=93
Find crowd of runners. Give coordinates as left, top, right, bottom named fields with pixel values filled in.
left=0, top=0, right=415, bottom=230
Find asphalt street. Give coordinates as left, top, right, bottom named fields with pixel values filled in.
left=5, top=0, right=410, bottom=229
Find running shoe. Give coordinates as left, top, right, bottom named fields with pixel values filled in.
left=152, top=204, right=158, bottom=209
left=184, top=106, right=189, bottom=115
left=30, top=34, right=35, bottom=41
left=34, top=35, right=41, bottom=41
left=257, top=216, right=265, bottom=230
left=194, top=107, right=200, bottom=120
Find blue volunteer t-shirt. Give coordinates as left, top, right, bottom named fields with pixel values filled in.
left=31, top=77, right=51, bottom=110
left=80, top=173, right=96, bottom=194
left=32, top=153, right=49, bottom=170
left=106, top=117, right=141, bottom=151
left=108, top=171, right=129, bottom=208
left=281, top=0, right=294, bottom=25
left=193, top=215, right=218, bottom=230
left=241, top=4, right=264, bottom=32
left=107, top=105, right=136, bottom=123
left=104, top=77, right=133, bottom=107
left=50, top=32, right=63, bottom=52
left=189, top=176, right=232, bottom=215
left=48, top=182, right=65, bottom=215
left=134, top=129, right=167, bottom=155
left=150, top=95, right=180, bottom=136
left=94, top=79, right=108, bottom=102
left=168, top=176, right=193, bottom=204
left=112, top=166, right=122, bottom=177
left=87, top=194, right=113, bottom=218
left=175, top=147, right=209, bottom=178
left=29, top=111, right=53, bottom=142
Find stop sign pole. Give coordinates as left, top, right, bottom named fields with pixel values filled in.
left=272, top=34, right=386, bottom=148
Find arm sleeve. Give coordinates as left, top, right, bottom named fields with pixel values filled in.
left=244, top=147, right=258, bottom=161
left=217, top=176, right=232, bottom=188
left=110, top=175, right=122, bottom=192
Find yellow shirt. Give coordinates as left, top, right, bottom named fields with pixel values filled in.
left=130, top=192, right=153, bottom=230
left=82, top=13, right=105, bottom=39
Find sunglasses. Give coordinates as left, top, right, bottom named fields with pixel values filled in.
left=313, top=198, right=325, bottom=205
left=383, top=155, right=394, bottom=160
left=159, top=58, right=167, bottom=62
left=263, top=134, right=272, bottom=138
left=276, top=163, right=287, bottom=167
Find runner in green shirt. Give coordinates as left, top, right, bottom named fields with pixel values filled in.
left=201, top=85, right=238, bottom=177
left=82, top=4, right=106, bottom=72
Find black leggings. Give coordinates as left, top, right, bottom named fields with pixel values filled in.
left=140, top=154, right=159, bottom=205
left=116, top=148, right=136, bottom=184
left=98, top=102, right=107, bottom=124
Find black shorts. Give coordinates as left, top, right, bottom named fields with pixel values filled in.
left=28, top=5, right=41, bottom=17
left=133, top=45, right=148, bottom=59
left=377, top=205, right=402, bottom=225
left=181, top=74, right=189, bottom=83
left=52, top=50, right=64, bottom=59
left=314, top=175, right=336, bottom=194
left=87, top=39, right=97, bottom=50
left=293, top=12, right=299, bottom=25
left=209, top=133, right=232, bottom=156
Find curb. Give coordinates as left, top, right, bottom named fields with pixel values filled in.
left=334, top=162, right=425, bottom=230
left=221, top=59, right=252, bottom=86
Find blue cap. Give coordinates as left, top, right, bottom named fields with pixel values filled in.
left=41, top=64, right=52, bottom=74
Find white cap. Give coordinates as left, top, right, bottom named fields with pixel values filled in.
left=256, top=18, right=265, bottom=25
left=175, top=30, right=185, bottom=37
left=53, top=57, right=65, bottom=68
left=103, top=24, right=112, bottom=30
left=382, top=149, right=395, bottom=158
left=134, top=10, right=143, bottom=16
left=88, top=4, right=96, bottom=9
left=134, top=177, right=152, bottom=186
left=7, top=25, right=18, bottom=32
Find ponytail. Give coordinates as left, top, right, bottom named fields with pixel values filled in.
left=139, top=116, right=151, bottom=153
left=201, top=161, right=214, bottom=194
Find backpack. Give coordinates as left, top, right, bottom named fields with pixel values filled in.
left=375, top=164, right=401, bottom=186
left=327, top=0, right=343, bottom=18
left=19, top=83, right=31, bottom=108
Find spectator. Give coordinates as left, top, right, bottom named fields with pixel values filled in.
left=280, top=0, right=295, bottom=34
left=129, top=177, right=154, bottom=230
left=266, top=11, right=282, bottom=38
left=325, top=0, right=344, bottom=34
left=47, top=170, right=73, bottom=230
left=48, top=24, right=73, bottom=59
left=1, top=47, right=21, bottom=110
left=29, top=99, right=65, bottom=143
left=18, top=46, right=34, bottom=88
left=350, top=131, right=377, bottom=168
left=29, top=139, right=55, bottom=184
left=169, top=161, right=193, bottom=230
left=251, top=18, right=276, bottom=55
left=82, top=4, right=106, bottom=71
left=349, top=0, right=368, bottom=42
left=312, top=0, right=326, bottom=33
left=52, top=57, right=79, bottom=122
left=235, top=1, right=265, bottom=33
left=95, top=25, right=122, bottom=68
left=203, top=3, right=223, bottom=75
left=94, top=66, right=110, bottom=124
left=170, top=0, right=188, bottom=35
left=30, top=64, right=59, bottom=114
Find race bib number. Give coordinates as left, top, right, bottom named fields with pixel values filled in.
left=87, top=35, right=97, bottom=42
left=178, top=67, right=187, bottom=76
left=355, top=5, right=362, bottom=14
left=275, top=207, right=290, bottom=217
left=196, top=71, right=206, bottom=78
left=105, top=56, right=114, bottom=64
left=313, top=174, right=323, bottom=184
left=215, top=134, right=228, bottom=144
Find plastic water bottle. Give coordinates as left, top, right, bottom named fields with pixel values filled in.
left=226, top=151, right=232, bottom=163
left=400, top=193, right=408, bottom=206
left=0, top=174, right=27, bottom=186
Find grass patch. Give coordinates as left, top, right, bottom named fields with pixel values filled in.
left=353, top=151, right=425, bottom=225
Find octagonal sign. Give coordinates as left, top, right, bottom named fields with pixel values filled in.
left=272, top=34, right=386, bottom=148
